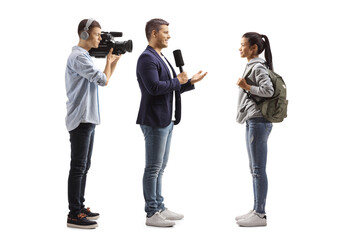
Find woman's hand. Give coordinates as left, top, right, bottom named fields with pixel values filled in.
left=237, top=78, right=251, bottom=91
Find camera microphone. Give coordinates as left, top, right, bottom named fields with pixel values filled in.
left=173, top=49, right=184, bottom=73
left=109, top=32, right=123, bottom=37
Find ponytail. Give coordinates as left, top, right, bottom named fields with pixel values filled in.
left=262, top=34, right=273, bottom=71
left=243, top=32, right=273, bottom=70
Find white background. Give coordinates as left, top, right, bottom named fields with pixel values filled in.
left=1, top=0, right=359, bottom=239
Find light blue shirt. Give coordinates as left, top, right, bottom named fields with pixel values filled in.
left=65, top=46, right=107, bottom=131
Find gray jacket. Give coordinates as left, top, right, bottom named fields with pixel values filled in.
left=236, top=58, right=274, bottom=124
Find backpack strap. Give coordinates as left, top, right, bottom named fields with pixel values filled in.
left=242, top=64, right=266, bottom=106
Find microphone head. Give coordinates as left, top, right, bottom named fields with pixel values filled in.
left=173, top=49, right=184, bottom=67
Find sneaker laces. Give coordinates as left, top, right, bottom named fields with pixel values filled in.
left=155, top=212, right=166, bottom=220
left=77, top=213, right=87, bottom=219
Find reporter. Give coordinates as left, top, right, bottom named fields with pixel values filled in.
left=136, top=18, right=207, bottom=227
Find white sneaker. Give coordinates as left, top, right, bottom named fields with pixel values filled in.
left=236, top=212, right=267, bottom=227
left=235, top=210, right=255, bottom=221
left=160, top=208, right=184, bottom=220
left=146, top=212, right=175, bottom=227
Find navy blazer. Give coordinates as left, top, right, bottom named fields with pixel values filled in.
left=136, top=46, right=194, bottom=128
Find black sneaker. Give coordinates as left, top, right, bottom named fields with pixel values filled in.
left=67, top=213, right=98, bottom=229
left=80, top=207, right=100, bottom=220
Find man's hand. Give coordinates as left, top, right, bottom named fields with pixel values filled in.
left=237, top=78, right=251, bottom=91
left=103, top=48, right=121, bottom=85
left=190, top=71, right=207, bottom=85
left=106, top=48, right=121, bottom=64
left=177, top=72, right=189, bottom=84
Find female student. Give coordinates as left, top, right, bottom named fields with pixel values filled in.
left=235, top=32, right=274, bottom=227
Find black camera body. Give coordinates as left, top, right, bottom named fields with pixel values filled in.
left=89, top=31, right=133, bottom=58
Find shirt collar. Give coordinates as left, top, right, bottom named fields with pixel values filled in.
left=247, top=57, right=266, bottom=66
left=73, top=46, right=90, bottom=55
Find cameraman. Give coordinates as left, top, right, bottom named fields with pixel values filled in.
left=65, top=18, right=121, bottom=229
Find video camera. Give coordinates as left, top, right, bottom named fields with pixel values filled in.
left=89, top=31, right=133, bottom=58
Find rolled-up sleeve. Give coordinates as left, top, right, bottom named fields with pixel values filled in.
left=249, top=64, right=274, bottom=98
left=73, top=54, right=107, bottom=86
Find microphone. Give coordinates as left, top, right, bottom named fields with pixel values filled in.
left=173, top=49, right=184, bottom=73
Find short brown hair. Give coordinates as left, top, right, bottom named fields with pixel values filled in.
left=77, top=19, right=101, bottom=37
left=145, top=18, right=169, bottom=41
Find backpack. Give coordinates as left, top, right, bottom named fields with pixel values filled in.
left=244, top=64, right=288, bottom=123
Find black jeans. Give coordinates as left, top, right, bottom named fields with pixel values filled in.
left=68, top=123, right=95, bottom=215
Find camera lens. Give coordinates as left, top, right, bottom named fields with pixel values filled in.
left=114, top=40, right=133, bottom=55
left=120, top=40, right=133, bottom=53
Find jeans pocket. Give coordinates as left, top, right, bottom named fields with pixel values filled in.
left=265, top=122, right=273, bottom=134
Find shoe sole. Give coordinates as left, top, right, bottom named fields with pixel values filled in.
left=145, top=222, right=175, bottom=227
left=237, top=223, right=267, bottom=227
left=163, top=217, right=184, bottom=221
left=86, top=216, right=100, bottom=220
left=67, top=223, right=98, bottom=229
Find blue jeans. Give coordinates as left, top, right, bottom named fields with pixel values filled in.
left=140, top=122, right=174, bottom=217
left=246, top=117, right=272, bottom=214
left=68, top=123, right=95, bottom=216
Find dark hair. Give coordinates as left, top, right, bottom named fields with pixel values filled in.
left=77, top=19, right=101, bottom=37
left=145, top=18, right=169, bottom=41
left=242, top=32, right=273, bottom=70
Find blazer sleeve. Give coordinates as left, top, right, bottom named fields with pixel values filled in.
left=180, top=79, right=195, bottom=93
left=138, top=54, right=181, bottom=96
